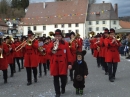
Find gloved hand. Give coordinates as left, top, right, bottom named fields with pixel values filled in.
left=39, top=42, right=43, bottom=47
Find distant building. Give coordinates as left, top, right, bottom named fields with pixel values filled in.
left=0, top=21, right=8, bottom=34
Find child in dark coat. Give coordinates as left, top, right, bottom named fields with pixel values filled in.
left=72, top=50, right=88, bottom=95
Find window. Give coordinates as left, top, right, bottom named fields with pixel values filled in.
left=28, top=27, right=31, bottom=31
left=103, top=21, right=105, bottom=24
left=68, top=24, right=71, bottom=27
left=96, top=21, right=99, bottom=24
left=33, top=26, right=36, bottom=30
left=76, top=30, right=79, bottom=33
left=62, top=30, right=65, bottom=33
left=75, top=23, right=79, bottom=27
left=43, top=26, right=46, bottom=30
left=96, top=27, right=99, bottom=31
left=89, top=21, right=92, bottom=25
left=68, top=30, right=71, bottom=33
left=55, top=24, right=58, bottom=28
left=113, top=21, right=116, bottom=24
left=89, top=27, right=92, bottom=31
left=61, top=24, right=64, bottom=28
left=103, top=27, right=105, bottom=30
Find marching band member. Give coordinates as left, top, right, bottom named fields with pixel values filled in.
left=0, top=32, right=9, bottom=83
left=14, top=37, right=21, bottom=72
left=6, top=36, right=15, bottom=77
left=69, top=32, right=78, bottom=81
left=47, top=29, right=73, bottom=97
left=104, top=29, right=121, bottom=82
left=23, top=30, right=39, bottom=85
left=76, top=34, right=83, bottom=52
left=89, top=37, right=95, bottom=55
left=20, top=36, right=27, bottom=69
left=38, top=37, right=47, bottom=77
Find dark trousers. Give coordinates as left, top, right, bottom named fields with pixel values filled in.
left=26, top=67, right=37, bottom=83
left=91, top=49, right=94, bottom=55
left=13, top=58, right=16, bottom=72
left=97, top=56, right=101, bottom=67
left=20, top=57, right=24, bottom=68
left=107, top=62, right=118, bottom=79
left=46, top=60, right=50, bottom=70
left=39, top=63, right=47, bottom=75
left=9, top=64, right=14, bottom=75
left=69, top=69, right=73, bottom=80
left=101, top=57, right=108, bottom=73
left=54, top=75, right=67, bottom=95
left=15, top=57, right=21, bottom=71
left=2, top=69, right=7, bottom=81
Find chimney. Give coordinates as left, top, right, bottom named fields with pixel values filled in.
left=43, top=2, right=45, bottom=9
left=103, top=1, right=105, bottom=3
left=114, top=3, right=118, bottom=17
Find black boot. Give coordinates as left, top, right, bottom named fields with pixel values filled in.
left=10, top=73, right=14, bottom=77
left=39, top=73, right=42, bottom=77
left=4, top=79, right=7, bottom=84
left=61, top=88, right=65, bottom=94
left=34, top=78, right=37, bottom=83
left=76, top=88, right=79, bottom=95
left=55, top=94, right=60, bottom=97
left=27, top=81, right=32, bottom=86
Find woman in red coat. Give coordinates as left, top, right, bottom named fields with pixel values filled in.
left=6, top=36, right=15, bottom=77
left=0, top=32, right=9, bottom=83
left=104, top=29, right=120, bottom=82
left=23, top=30, right=39, bottom=85
left=47, top=29, right=72, bottom=97
left=69, top=32, right=78, bottom=81
left=38, top=37, right=47, bottom=77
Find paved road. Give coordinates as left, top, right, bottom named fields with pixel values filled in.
left=0, top=50, right=130, bottom=97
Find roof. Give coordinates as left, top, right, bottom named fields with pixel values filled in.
left=119, top=21, right=130, bottom=29
left=87, top=3, right=118, bottom=21
left=21, top=0, right=88, bottom=26
left=0, top=21, right=8, bottom=27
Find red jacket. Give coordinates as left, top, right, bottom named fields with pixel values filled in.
left=6, top=43, right=15, bottom=64
left=24, top=40, right=39, bottom=67
left=69, top=39, right=77, bottom=63
left=104, top=37, right=120, bottom=62
left=0, top=43, right=9, bottom=70
left=47, top=40, right=73, bottom=76
left=77, top=38, right=83, bottom=52
left=93, top=38, right=99, bottom=58
left=38, top=45, right=47, bottom=64
left=14, top=41, right=21, bottom=58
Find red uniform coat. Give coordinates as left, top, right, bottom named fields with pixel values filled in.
left=45, top=43, right=51, bottom=60
left=24, top=40, right=39, bottom=67
left=77, top=38, right=83, bottom=52
left=93, top=38, right=99, bottom=58
left=0, top=43, right=9, bottom=70
left=14, top=41, right=21, bottom=58
left=47, top=41, right=73, bottom=76
left=69, top=39, right=77, bottom=63
left=98, top=37, right=105, bottom=57
left=6, top=43, right=15, bottom=64
left=104, top=37, right=120, bottom=62
left=90, top=38, right=95, bottom=49
left=38, top=45, right=47, bottom=64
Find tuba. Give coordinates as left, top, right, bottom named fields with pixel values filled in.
left=53, top=39, right=59, bottom=51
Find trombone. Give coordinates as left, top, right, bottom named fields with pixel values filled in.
left=15, top=35, right=37, bottom=52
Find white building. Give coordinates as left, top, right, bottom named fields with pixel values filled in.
left=20, top=0, right=88, bottom=38
left=86, top=1, right=120, bottom=35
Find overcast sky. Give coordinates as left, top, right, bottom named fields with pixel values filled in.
left=30, top=0, right=130, bottom=17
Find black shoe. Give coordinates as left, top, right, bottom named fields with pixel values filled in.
left=109, top=78, right=114, bottom=82
left=27, top=82, right=32, bottom=86
left=76, top=88, right=79, bottom=95
left=55, top=94, right=60, bottom=97
left=61, top=88, right=65, bottom=94
left=39, top=74, right=42, bottom=77
left=13, top=70, right=16, bottom=73
left=4, top=79, right=7, bottom=84
left=34, top=78, right=37, bottom=83
left=44, top=73, right=47, bottom=76
left=105, top=72, right=108, bottom=75
left=70, top=77, right=73, bottom=81
left=19, top=69, right=21, bottom=72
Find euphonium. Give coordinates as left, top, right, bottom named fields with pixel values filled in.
left=53, top=39, right=59, bottom=51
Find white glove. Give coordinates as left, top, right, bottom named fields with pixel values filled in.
left=9, top=48, right=12, bottom=51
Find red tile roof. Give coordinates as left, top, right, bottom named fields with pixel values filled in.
left=119, top=20, right=130, bottom=29
left=21, top=0, right=88, bottom=26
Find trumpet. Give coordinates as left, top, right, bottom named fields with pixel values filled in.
left=38, top=46, right=46, bottom=55
left=15, top=35, right=36, bottom=52
left=53, top=39, right=59, bottom=51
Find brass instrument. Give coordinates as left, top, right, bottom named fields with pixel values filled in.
left=38, top=46, right=46, bottom=55
left=0, top=48, right=3, bottom=58
left=15, top=35, right=36, bottom=52
left=88, top=31, right=95, bottom=38
left=53, top=39, right=59, bottom=51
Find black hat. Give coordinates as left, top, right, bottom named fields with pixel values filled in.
left=6, top=36, right=10, bottom=39
left=54, top=29, right=62, bottom=36
left=110, top=28, right=115, bottom=33
left=104, top=28, right=109, bottom=34
left=28, top=30, right=34, bottom=36
left=76, top=50, right=86, bottom=60
left=46, top=36, right=51, bottom=40
left=65, top=33, right=70, bottom=38
left=69, top=31, right=75, bottom=37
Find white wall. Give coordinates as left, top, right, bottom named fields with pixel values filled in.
left=21, top=23, right=85, bottom=38
left=86, top=20, right=120, bottom=35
